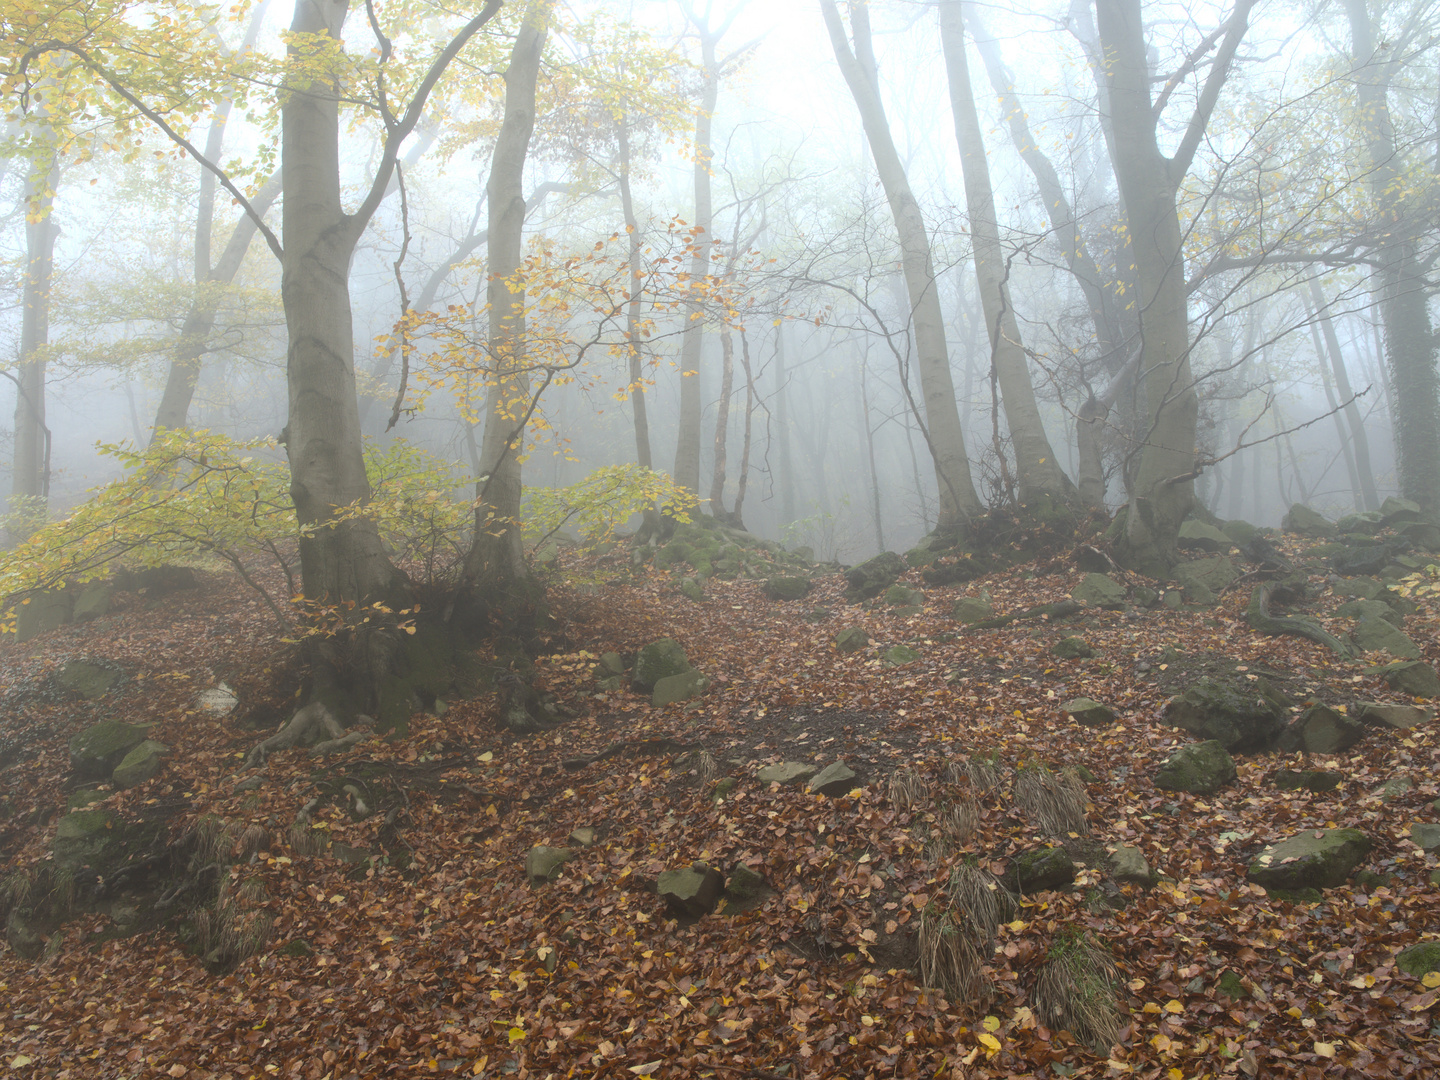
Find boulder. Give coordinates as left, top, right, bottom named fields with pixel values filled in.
left=1353, top=617, right=1421, bottom=659
left=843, top=551, right=906, bottom=601
left=883, top=644, right=921, bottom=666
left=1409, top=824, right=1440, bottom=852
left=112, top=740, right=168, bottom=789
left=632, top=638, right=690, bottom=692
left=1154, top=740, right=1236, bottom=795
left=764, top=576, right=812, bottom=601
left=1008, top=846, right=1076, bottom=893
left=952, top=596, right=995, bottom=623
left=680, top=577, right=706, bottom=602
left=1335, top=598, right=1401, bottom=626
left=1282, top=504, right=1334, bottom=538
left=1070, top=573, right=1127, bottom=608
left=1173, top=556, right=1238, bottom=601
left=1335, top=512, right=1384, bottom=536
left=1398, top=521, right=1440, bottom=552
left=1178, top=520, right=1232, bottom=553
left=1273, top=769, right=1343, bottom=792
left=1396, top=942, right=1440, bottom=978
left=597, top=652, right=626, bottom=676
left=1380, top=496, right=1425, bottom=526
left=52, top=808, right=121, bottom=871
left=1063, top=698, right=1116, bottom=727
left=1372, top=660, right=1440, bottom=699
left=757, top=762, right=817, bottom=786
left=1222, top=520, right=1259, bottom=545
left=652, top=669, right=710, bottom=707
left=569, top=827, right=598, bottom=847
left=834, top=627, right=869, bottom=654
left=720, top=865, right=772, bottom=913
left=1382, top=776, right=1413, bottom=800
left=197, top=683, right=239, bottom=715
left=807, top=760, right=858, bottom=796
left=1161, top=677, right=1286, bottom=751
left=1051, top=636, right=1094, bottom=659
left=72, top=581, right=113, bottom=622
left=1247, top=828, right=1371, bottom=890
left=1357, top=702, right=1430, bottom=730
left=1332, top=576, right=1384, bottom=600
left=657, top=862, right=725, bottom=918
left=1282, top=705, right=1367, bottom=755
left=57, top=661, right=121, bottom=701
left=1332, top=545, right=1393, bottom=577
left=1108, top=844, right=1153, bottom=886
left=884, top=584, right=924, bottom=609
left=13, top=587, right=74, bottom=642
left=69, top=721, right=151, bottom=779
left=524, top=846, right=574, bottom=885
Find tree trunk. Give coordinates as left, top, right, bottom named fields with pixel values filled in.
left=8, top=147, right=59, bottom=540
left=939, top=2, right=1073, bottom=508
left=709, top=325, right=735, bottom=516
left=1346, top=0, right=1440, bottom=512
left=858, top=348, right=885, bottom=552
left=466, top=1, right=549, bottom=586
left=617, top=122, right=653, bottom=471
left=731, top=327, right=754, bottom=529
left=1307, top=278, right=1378, bottom=510
left=773, top=321, right=797, bottom=523
left=821, top=0, right=981, bottom=535
left=1303, top=291, right=1363, bottom=510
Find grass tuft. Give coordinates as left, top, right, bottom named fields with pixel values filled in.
left=887, top=768, right=930, bottom=811
left=1033, top=930, right=1122, bottom=1054
left=946, top=859, right=1015, bottom=946
left=946, top=749, right=1007, bottom=794
left=916, top=905, right=989, bottom=1004
left=1014, top=762, right=1089, bottom=837
left=192, top=875, right=272, bottom=971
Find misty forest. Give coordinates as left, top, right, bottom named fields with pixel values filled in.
left=2, top=1, right=1440, bottom=1077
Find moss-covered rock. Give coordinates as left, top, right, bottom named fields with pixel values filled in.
left=1161, top=676, right=1285, bottom=751
left=1154, top=740, right=1236, bottom=795
left=1396, top=942, right=1440, bottom=977
left=883, top=644, right=921, bottom=666
left=1272, top=769, right=1343, bottom=792
left=524, top=846, right=574, bottom=886
left=1282, top=503, right=1334, bottom=538
left=1247, top=828, right=1371, bottom=890
left=632, top=638, right=691, bottom=692
left=843, top=551, right=906, bottom=601
left=952, top=596, right=994, bottom=623
left=1370, top=660, right=1440, bottom=699
left=657, top=862, right=725, bottom=918
left=69, top=721, right=150, bottom=779
left=112, top=740, right=169, bottom=789
left=1070, top=573, right=1126, bottom=608
left=835, top=627, right=869, bottom=654
left=1009, top=846, right=1076, bottom=893
left=57, top=661, right=121, bottom=701
left=763, top=576, right=812, bottom=601
left=652, top=669, right=710, bottom=707
left=1064, top=698, right=1116, bottom=727
left=1051, top=636, right=1095, bottom=659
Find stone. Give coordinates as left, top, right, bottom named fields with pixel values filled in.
left=652, top=669, right=710, bottom=707
left=197, top=683, right=238, bottom=715
left=72, top=581, right=113, bottom=622
left=1070, top=573, right=1127, bottom=608
left=721, top=865, right=771, bottom=912
left=757, top=762, right=816, bottom=786
left=1222, top=520, right=1259, bottom=545
left=883, top=644, right=921, bottom=666
left=1273, top=769, right=1343, bottom=792
left=1051, top=636, right=1094, bottom=659
left=657, top=862, right=725, bottom=918
left=1133, top=586, right=1159, bottom=608
left=680, top=577, right=706, bottom=602
left=807, top=760, right=858, bottom=796
left=1179, top=520, right=1232, bottom=552
left=834, top=627, right=869, bottom=654
left=1353, top=618, right=1421, bottom=659
left=1381, top=776, right=1412, bottom=800
left=1154, top=740, right=1236, bottom=796
left=1372, top=660, right=1440, bottom=699
left=57, top=661, right=121, bottom=701
left=1334, top=598, right=1401, bottom=626
left=524, top=846, right=574, bottom=885
left=1162, top=590, right=1183, bottom=610
left=1380, top=496, right=1425, bottom=526
left=596, top=675, right=626, bottom=693
left=1398, top=521, right=1440, bottom=552
left=1008, top=846, right=1077, bottom=893
left=597, top=652, right=626, bottom=676
left=13, top=588, right=73, bottom=643
left=69, top=721, right=150, bottom=779
left=803, top=607, right=832, bottom=622
left=1357, top=702, right=1430, bottom=730
left=1336, top=512, right=1384, bottom=535
left=843, top=551, right=906, bottom=601
left=569, top=827, right=598, bottom=847
left=1173, top=556, right=1238, bottom=598
left=1332, top=545, right=1393, bottom=577
left=1396, top=942, right=1440, bottom=978
left=1282, top=504, right=1334, bottom=538
left=1161, top=677, right=1285, bottom=751
left=67, top=788, right=108, bottom=810
left=1063, top=698, right=1116, bottom=727
left=764, top=576, right=812, bottom=601
left=949, top=597, right=991, bottom=626
left=884, top=584, right=924, bottom=608
left=112, top=740, right=168, bottom=789
left=632, top=638, right=690, bottom=692
left=52, top=808, right=120, bottom=871
left=1332, top=576, right=1383, bottom=600
left=1409, top=824, right=1440, bottom=852
left=1108, top=844, right=1152, bottom=886
left=1247, top=829, right=1371, bottom=890
left=1286, top=705, right=1368, bottom=755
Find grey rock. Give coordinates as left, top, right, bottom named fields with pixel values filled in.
left=883, top=644, right=921, bottom=666
left=1247, top=829, right=1371, bottom=890
left=596, top=675, right=626, bottom=693
left=112, top=740, right=168, bottom=789
left=1409, top=824, right=1440, bottom=852
left=1380, top=496, right=1425, bottom=526
left=721, top=865, right=771, bottom=913
left=69, top=721, right=150, bottom=779
left=14, top=588, right=73, bottom=643
left=1396, top=942, right=1440, bottom=977
left=1108, top=844, right=1152, bottom=886
left=1154, top=740, right=1236, bottom=795
left=569, top=827, right=598, bottom=847
left=1162, top=676, right=1285, bottom=751
left=1372, top=660, right=1440, bottom=699
left=1174, top=556, right=1238, bottom=598
left=1008, top=846, right=1077, bottom=893
left=1051, top=636, right=1094, bottom=659
left=52, top=808, right=121, bottom=871
left=1332, top=545, right=1394, bottom=577
left=1334, top=598, right=1400, bottom=626
left=1335, top=512, right=1384, bottom=535
left=5, top=910, right=49, bottom=960
left=1286, top=705, right=1368, bottom=755
left=1357, top=702, right=1430, bottom=729
left=843, top=551, right=906, bottom=601
left=764, top=576, right=813, bottom=601
left=952, top=596, right=995, bottom=623
left=1179, top=520, right=1232, bottom=552
left=197, top=683, right=239, bottom=715
left=1399, top=521, right=1440, bottom=552
left=1282, top=503, right=1334, bottom=538
left=807, top=760, right=858, bottom=796
left=72, top=581, right=113, bottom=622
left=632, top=638, right=690, bottom=692
left=652, top=669, right=710, bottom=707
left=1332, top=576, right=1384, bottom=600
left=57, top=661, right=121, bottom=701
left=680, top=577, right=706, bottom=602
left=1273, top=769, right=1342, bottom=792
left=1222, top=520, right=1259, bottom=545
left=757, top=762, right=816, bottom=786
left=524, top=845, right=574, bottom=885
left=597, top=652, right=626, bottom=676
left=1353, top=617, right=1421, bottom=659
left=1070, top=573, right=1127, bottom=608
left=1381, top=776, right=1412, bottom=800
left=834, top=627, right=870, bottom=654
left=884, top=584, right=924, bottom=608
left=657, top=862, right=725, bottom=918
left=1063, top=698, right=1116, bottom=727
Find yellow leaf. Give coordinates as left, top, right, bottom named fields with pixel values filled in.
left=1314, top=1042, right=1336, bottom=1058
left=628, top=1063, right=662, bottom=1076
left=981, top=1016, right=1001, bottom=1032
left=508, top=1026, right=526, bottom=1043
left=977, top=1033, right=1001, bottom=1052
left=1164, top=999, right=1185, bottom=1014
left=10, top=1056, right=33, bottom=1068
left=1423, top=972, right=1440, bottom=989
left=479, top=751, right=494, bottom=762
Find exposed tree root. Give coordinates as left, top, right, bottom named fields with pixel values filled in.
left=244, top=703, right=366, bottom=769
left=1247, top=585, right=1356, bottom=660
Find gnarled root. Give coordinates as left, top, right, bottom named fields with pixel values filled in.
left=244, top=703, right=352, bottom=769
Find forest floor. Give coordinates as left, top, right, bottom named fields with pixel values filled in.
left=1, top=533, right=1438, bottom=1080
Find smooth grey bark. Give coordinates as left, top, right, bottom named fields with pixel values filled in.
left=1345, top=0, right=1440, bottom=511
left=616, top=121, right=653, bottom=471
left=858, top=348, right=885, bottom=552
left=938, top=2, right=1071, bottom=508
left=7, top=146, right=59, bottom=539
left=821, top=0, right=981, bottom=534
left=730, top=328, right=756, bottom=528
left=1306, top=280, right=1377, bottom=510
left=773, top=321, right=797, bottom=523
left=1096, top=0, right=1255, bottom=574
left=466, top=1, right=549, bottom=586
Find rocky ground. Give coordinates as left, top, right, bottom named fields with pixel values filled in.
left=1, top=504, right=1439, bottom=1079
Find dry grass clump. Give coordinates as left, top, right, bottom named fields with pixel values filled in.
left=1033, top=930, right=1122, bottom=1054
left=236, top=824, right=271, bottom=861
left=916, top=905, right=989, bottom=1004
left=887, top=768, right=930, bottom=811
left=946, top=750, right=1006, bottom=794
left=286, top=822, right=329, bottom=857
left=191, top=875, right=272, bottom=971
left=674, top=749, right=721, bottom=786
left=1014, top=762, right=1088, bottom=837
left=925, top=794, right=982, bottom=861
left=946, top=859, right=1015, bottom=945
